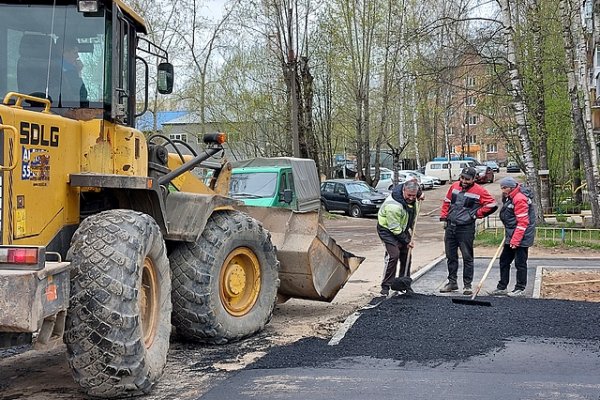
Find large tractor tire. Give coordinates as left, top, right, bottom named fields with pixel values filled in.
left=65, top=210, right=171, bottom=398
left=170, top=210, right=279, bottom=344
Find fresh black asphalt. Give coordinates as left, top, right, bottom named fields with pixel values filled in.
left=199, top=257, right=600, bottom=399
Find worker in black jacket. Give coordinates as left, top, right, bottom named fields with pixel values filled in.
left=439, top=167, right=498, bottom=295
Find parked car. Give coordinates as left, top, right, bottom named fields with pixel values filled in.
left=484, top=160, right=500, bottom=173
left=469, top=159, right=495, bottom=184
left=369, top=168, right=408, bottom=191
left=506, top=162, right=521, bottom=173
left=321, top=179, right=387, bottom=218
left=476, top=165, right=495, bottom=183
left=405, top=170, right=435, bottom=189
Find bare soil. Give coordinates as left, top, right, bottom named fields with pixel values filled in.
left=541, top=270, right=600, bottom=302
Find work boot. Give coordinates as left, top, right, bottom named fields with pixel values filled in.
left=440, top=282, right=459, bottom=293
left=490, top=288, right=508, bottom=296
left=463, top=285, right=473, bottom=295
left=380, top=286, right=390, bottom=296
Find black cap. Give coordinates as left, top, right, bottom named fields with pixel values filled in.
left=460, top=166, right=477, bottom=180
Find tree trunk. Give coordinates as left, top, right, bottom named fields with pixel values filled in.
left=497, top=0, right=545, bottom=224
left=559, top=0, right=600, bottom=227
left=300, top=57, right=317, bottom=168
left=529, top=0, right=552, bottom=213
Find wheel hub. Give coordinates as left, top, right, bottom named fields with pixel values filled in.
left=219, top=247, right=261, bottom=317
left=140, top=257, right=159, bottom=348
left=224, top=263, right=247, bottom=296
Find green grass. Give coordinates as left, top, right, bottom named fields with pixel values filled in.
left=474, top=231, right=504, bottom=246
left=475, top=228, right=600, bottom=250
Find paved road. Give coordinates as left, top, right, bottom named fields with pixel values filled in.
left=197, top=256, right=600, bottom=400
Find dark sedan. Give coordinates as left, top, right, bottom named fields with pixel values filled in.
left=506, top=162, right=521, bottom=173
left=321, top=179, right=387, bottom=218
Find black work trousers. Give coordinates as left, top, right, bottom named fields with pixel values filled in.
left=444, top=222, right=475, bottom=286
left=497, top=244, right=529, bottom=291
left=381, top=241, right=410, bottom=289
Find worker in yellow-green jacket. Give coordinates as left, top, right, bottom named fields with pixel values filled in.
left=376, top=179, right=421, bottom=296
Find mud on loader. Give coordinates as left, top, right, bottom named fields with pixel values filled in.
left=0, top=1, right=363, bottom=398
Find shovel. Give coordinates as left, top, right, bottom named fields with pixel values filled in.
left=452, top=236, right=506, bottom=307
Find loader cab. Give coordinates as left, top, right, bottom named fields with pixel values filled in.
left=0, top=0, right=172, bottom=126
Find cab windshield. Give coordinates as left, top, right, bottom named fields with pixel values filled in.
left=0, top=3, right=105, bottom=108
left=230, top=172, right=278, bottom=199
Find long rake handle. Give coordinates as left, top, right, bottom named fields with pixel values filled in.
left=471, top=237, right=506, bottom=300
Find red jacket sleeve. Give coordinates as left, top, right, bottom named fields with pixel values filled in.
left=440, top=184, right=455, bottom=219
left=510, top=192, right=530, bottom=246
left=475, top=186, right=498, bottom=218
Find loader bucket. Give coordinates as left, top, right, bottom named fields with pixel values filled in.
left=237, top=206, right=364, bottom=302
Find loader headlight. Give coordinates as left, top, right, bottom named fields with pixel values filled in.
left=78, top=0, right=99, bottom=12
left=203, top=132, right=227, bottom=144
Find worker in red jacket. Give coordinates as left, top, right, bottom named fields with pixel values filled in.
left=491, top=176, right=536, bottom=297
left=439, top=166, right=498, bottom=294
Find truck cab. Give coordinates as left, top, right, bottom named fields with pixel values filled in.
left=229, top=157, right=321, bottom=212
left=229, top=165, right=297, bottom=208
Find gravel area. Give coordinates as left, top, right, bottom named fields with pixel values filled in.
left=250, top=294, right=600, bottom=369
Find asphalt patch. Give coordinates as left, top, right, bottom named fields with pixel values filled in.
left=250, top=294, right=600, bottom=369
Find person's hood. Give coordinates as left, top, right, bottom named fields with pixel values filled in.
left=516, top=184, right=534, bottom=200
left=391, top=183, right=404, bottom=203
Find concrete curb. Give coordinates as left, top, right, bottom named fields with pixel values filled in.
left=533, top=265, right=600, bottom=299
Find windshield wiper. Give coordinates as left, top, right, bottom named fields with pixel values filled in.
left=231, top=192, right=263, bottom=199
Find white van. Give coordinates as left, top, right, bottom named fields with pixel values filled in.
left=424, top=160, right=474, bottom=184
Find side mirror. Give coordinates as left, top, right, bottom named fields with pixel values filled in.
left=157, top=62, right=174, bottom=94
left=281, top=189, right=293, bottom=204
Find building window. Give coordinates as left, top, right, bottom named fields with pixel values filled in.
left=468, top=135, right=477, bottom=144
left=169, top=133, right=188, bottom=142
left=465, top=96, right=476, bottom=106
left=486, top=143, right=498, bottom=153
left=466, top=76, right=476, bottom=87
left=466, top=115, right=478, bottom=125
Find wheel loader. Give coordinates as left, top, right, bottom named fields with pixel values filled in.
left=0, top=1, right=363, bottom=398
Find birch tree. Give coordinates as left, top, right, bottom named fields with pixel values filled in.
left=559, top=0, right=600, bottom=226
left=497, top=0, right=545, bottom=224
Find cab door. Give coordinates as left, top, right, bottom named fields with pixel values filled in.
left=277, top=169, right=297, bottom=209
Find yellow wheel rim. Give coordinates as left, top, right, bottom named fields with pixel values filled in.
left=219, top=247, right=261, bottom=317
left=140, top=256, right=159, bottom=348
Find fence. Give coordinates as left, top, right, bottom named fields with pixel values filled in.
left=476, top=216, right=600, bottom=247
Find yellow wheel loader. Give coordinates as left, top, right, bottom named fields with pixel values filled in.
left=0, top=0, right=363, bottom=398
